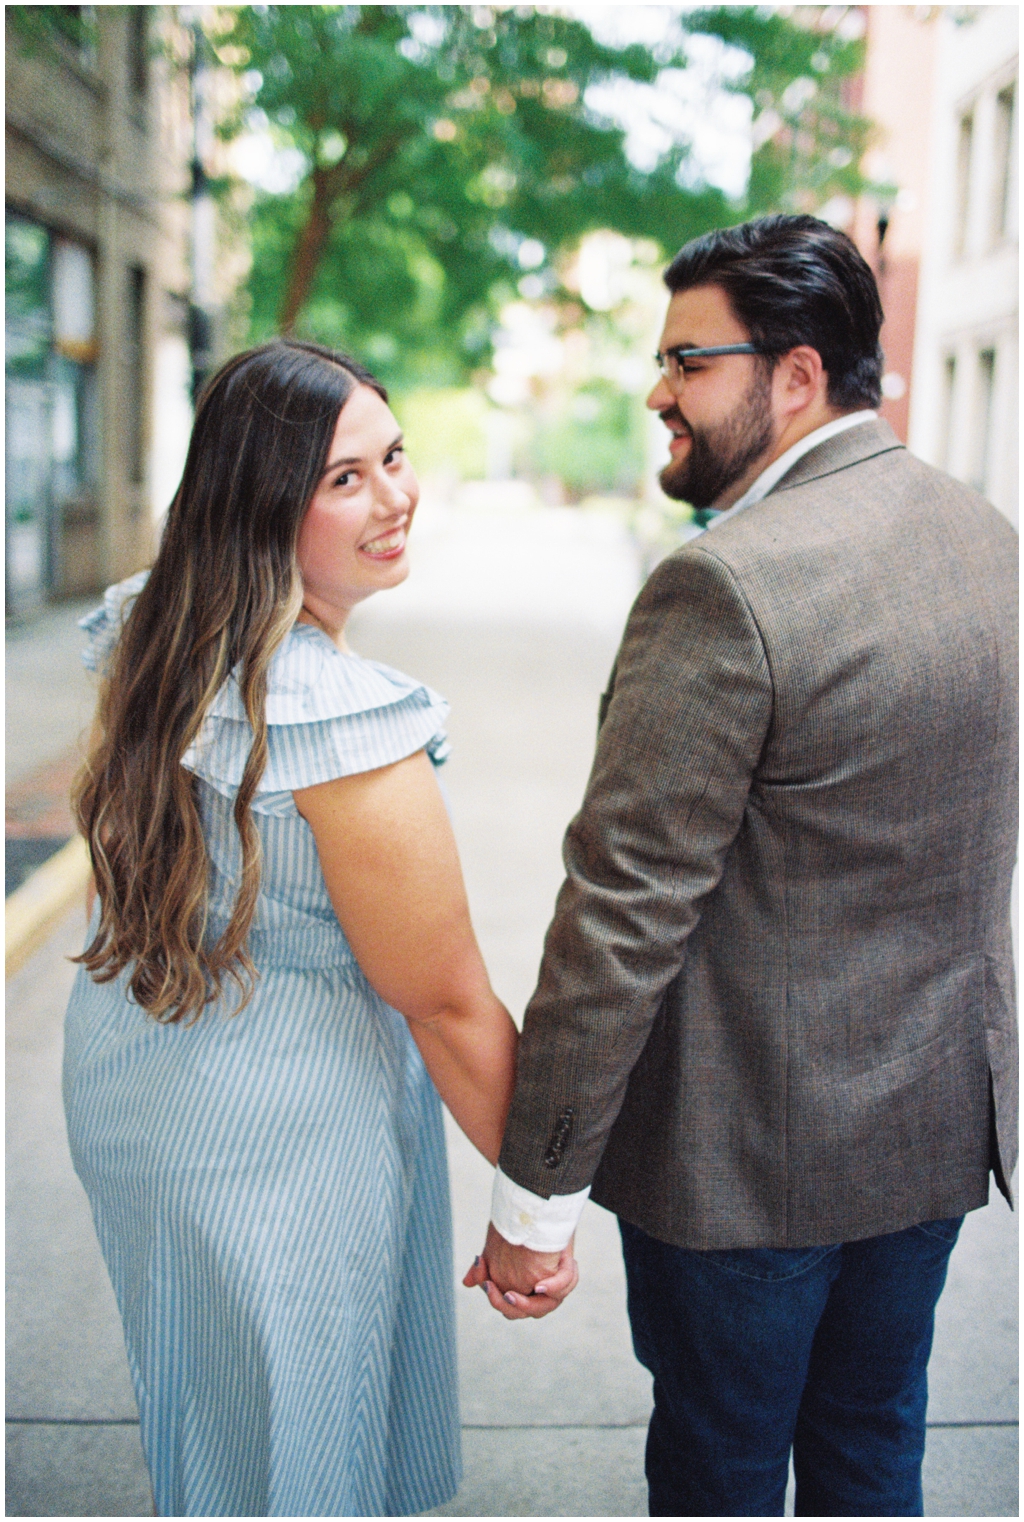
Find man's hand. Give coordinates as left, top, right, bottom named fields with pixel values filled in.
left=462, top=1221, right=579, bottom=1320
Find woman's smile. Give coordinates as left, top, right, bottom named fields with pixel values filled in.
left=360, top=521, right=408, bottom=559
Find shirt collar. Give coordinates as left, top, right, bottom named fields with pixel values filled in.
left=703, top=410, right=878, bottom=533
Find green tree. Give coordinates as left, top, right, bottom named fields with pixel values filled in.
left=7, top=5, right=98, bottom=57
left=213, top=5, right=868, bottom=382
left=531, top=379, right=647, bottom=501
left=687, top=7, right=871, bottom=214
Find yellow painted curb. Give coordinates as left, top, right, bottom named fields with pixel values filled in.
left=6, top=834, right=91, bottom=979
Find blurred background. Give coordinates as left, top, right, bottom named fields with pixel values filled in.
left=5, top=7, right=1019, bottom=1517
left=5, top=1, right=1018, bottom=620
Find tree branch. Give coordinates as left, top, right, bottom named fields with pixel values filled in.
left=276, top=129, right=416, bottom=334
left=277, top=169, right=335, bottom=334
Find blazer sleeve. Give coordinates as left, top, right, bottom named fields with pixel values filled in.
left=498, top=542, right=773, bottom=1198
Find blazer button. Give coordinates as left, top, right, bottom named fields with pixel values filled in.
left=543, top=1107, right=574, bottom=1169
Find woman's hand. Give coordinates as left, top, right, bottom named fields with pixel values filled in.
left=463, top=1223, right=579, bottom=1320
left=294, top=750, right=518, bottom=1164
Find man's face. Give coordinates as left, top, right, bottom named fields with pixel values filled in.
left=647, top=284, right=777, bottom=510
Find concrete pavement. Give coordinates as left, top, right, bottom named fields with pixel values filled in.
left=6, top=596, right=97, bottom=789
left=6, top=597, right=96, bottom=906
left=6, top=498, right=1018, bottom=1515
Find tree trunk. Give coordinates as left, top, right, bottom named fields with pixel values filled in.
left=276, top=132, right=408, bottom=334
left=277, top=171, right=334, bottom=335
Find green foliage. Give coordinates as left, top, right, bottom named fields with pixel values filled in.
left=529, top=381, right=647, bottom=501
left=5, top=215, right=51, bottom=379
left=7, top=5, right=97, bottom=59
left=214, top=5, right=871, bottom=387
left=687, top=7, right=871, bottom=214
left=217, top=4, right=735, bottom=379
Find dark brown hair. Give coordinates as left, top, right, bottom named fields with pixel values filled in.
left=664, top=215, right=884, bottom=409
left=72, top=339, right=386, bottom=1022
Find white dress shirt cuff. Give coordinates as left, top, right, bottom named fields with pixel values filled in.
left=490, top=1167, right=590, bottom=1252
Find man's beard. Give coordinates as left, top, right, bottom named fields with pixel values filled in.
left=659, top=367, right=776, bottom=510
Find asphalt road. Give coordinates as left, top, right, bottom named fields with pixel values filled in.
left=6, top=499, right=1018, bottom=1515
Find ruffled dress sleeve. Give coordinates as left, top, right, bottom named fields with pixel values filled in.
left=79, top=570, right=150, bottom=674
left=182, top=623, right=450, bottom=817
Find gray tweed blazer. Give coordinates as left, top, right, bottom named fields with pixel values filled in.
left=498, top=420, right=1018, bottom=1250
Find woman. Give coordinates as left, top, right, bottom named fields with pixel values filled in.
left=64, top=341, right=569, bottom=1517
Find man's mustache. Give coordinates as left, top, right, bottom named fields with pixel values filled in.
left=660, top=406, right=692, bottom=438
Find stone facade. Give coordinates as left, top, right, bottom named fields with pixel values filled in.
left=908, top=5, right=1018, bottom=526
left=5, top=8, right=246, bottom=614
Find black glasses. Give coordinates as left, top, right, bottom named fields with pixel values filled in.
left=654, top=343, right=761, bottom=389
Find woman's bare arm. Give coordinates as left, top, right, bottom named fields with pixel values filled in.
left=294, top=750, right=518, bottom=1164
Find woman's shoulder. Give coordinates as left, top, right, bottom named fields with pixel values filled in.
left=186, top=625, right=451, bottom=806
left=79, top=570, right=149, bottom=673
left=208, top=623, right=447, bottom=728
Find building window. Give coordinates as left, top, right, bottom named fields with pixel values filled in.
left=953, top=109, right=973, bottom=260
left=971, top=348, right=996, bottom=497
left=51, top=238, right=100, bottom=505
left=6, top=216, right=53, bottom=612
left=127, top=265, right=147, bottom=487
left=128, top=6, right=148, bottom=98
left=4, top=215, right=99, bottom=614
left=52, top=240, right=97, bottom=366
left=992, top=80, right=1016, bottom=242
left=940, top=355, right=957, bottom=473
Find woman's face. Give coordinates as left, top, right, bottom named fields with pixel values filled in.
left=296, top=385, right=419, bottom=622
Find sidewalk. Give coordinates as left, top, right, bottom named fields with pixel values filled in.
left=6, top=502, right=1018, bottom=1516
left=6, top=598, right=97, bottom=895
left=6, top=596, right=97, bottom=787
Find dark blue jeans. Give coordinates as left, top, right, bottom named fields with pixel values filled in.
left=619, top=1214, right=963, bottom=1517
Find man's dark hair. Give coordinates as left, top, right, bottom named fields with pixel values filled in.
left=664, top=215, right=884, bottom=409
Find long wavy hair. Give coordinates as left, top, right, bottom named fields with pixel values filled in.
left=72, top=340, right=387, bottom=1023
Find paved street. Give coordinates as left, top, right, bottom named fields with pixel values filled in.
left=6, top=499, right=1018, bottom=1516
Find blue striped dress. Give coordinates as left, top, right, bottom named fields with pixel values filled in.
left=63, top=574, right=462, bottom=1517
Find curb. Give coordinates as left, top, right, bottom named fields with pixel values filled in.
left=5, top=835, right=91, bottom=978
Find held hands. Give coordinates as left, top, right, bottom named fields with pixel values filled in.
left=462, top=1221, right=579, bottom=1320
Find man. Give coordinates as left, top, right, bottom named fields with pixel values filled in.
left=466, top=216, right=1018, bottom=1516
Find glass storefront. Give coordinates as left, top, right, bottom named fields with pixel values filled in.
left=5, top=212, right=99, bottom=616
